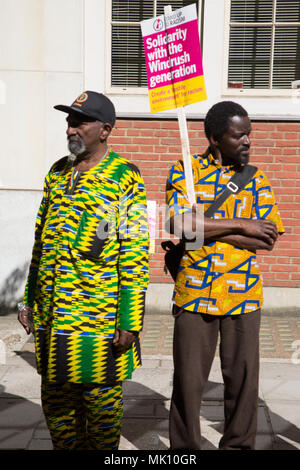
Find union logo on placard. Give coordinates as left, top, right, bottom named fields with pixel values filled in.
left=153, top=18, right=163, bottom=32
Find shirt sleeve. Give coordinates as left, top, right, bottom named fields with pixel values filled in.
left=252, top=170, right=285, bottom=234
left=23, top=171, right=51, bottom=307
left=117, top=164, right=150, bottom=332
left=166, top=159, right=194, bottom=220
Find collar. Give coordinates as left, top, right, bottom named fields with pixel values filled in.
left=194, top=148, right=240, bottom=174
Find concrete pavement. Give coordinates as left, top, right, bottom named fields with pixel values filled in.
left=0, top=312, right=300, bottom=451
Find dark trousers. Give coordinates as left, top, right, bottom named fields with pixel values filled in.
left=169, top=308, right=261, bottom=450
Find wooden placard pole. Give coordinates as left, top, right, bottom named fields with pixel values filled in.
left=164, top=5, right=196, bottom=206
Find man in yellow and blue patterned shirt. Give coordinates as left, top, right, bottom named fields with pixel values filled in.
left=166, top=101, right=284, bottom=450
left=18, top=91, right=149, bottom=450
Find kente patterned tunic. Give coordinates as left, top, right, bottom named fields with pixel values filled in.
left=166, top=151, right=285, bottom=316
left=23, top=150, right=149, bottom=383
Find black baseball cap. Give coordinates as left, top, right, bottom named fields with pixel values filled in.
left=54, top=91, right=116, bottom=127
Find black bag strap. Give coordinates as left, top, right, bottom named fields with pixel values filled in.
left=204, top=164, right=257, bottom=218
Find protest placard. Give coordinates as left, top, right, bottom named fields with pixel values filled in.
left=141, top=4, right=206, bottom=114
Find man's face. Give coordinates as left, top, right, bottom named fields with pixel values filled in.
left=66, top=113, right=103, bottom=156
left=214, top=115, right=252, bottom=165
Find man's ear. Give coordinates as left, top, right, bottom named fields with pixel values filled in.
left=99, top=123, right=112, bottom=141
left=208, top=134, right=222, bottom=162
left=209, top=134, right=219, bottom=149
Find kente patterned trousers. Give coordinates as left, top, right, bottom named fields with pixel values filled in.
left=41, top=379, right=123, bottom=450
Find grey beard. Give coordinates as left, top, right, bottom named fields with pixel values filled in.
left=68, top=137, right=86, bottom=156
left=67, top=153, right=76, bottom=162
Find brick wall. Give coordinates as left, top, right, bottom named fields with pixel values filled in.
left=109, top=118, right=300, bottom=288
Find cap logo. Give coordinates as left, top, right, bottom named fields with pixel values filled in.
left=73, top=92, right=88, bottom=107
left=76, top=92, right=88, bottom=103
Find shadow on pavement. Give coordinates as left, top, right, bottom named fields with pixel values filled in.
left=201, top=381, right=300, bottom=451
left=0, top=384, right=44, bottom=449
left=122, top=380, right=170, bottom=450
left=5, top=350, right=300, bottom=451
left=0, top=262, right=29, bottom=316
left=15, top=350, right=37, bottom=368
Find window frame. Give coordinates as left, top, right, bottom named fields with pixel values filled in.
left=105, top=0, right=204, bottom=95
left=222, top=0, right=300, bottom=97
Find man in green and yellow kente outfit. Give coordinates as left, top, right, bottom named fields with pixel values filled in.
left=18, top=91, right=149, bottom=450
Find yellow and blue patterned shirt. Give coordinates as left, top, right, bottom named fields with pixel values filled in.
left=166, top=151, right=284, bottom=316
left=24, top=150, right=149, bottom=383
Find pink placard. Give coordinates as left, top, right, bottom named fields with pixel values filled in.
left=143, top=19, right=203, bottom=90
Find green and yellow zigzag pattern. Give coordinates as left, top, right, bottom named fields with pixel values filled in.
left=24, top=150, right=149, bottom=383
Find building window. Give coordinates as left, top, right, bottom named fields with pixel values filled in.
left=108, top=0, right=202, bottom=92
left=225, top=0, right=300, bottom=93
